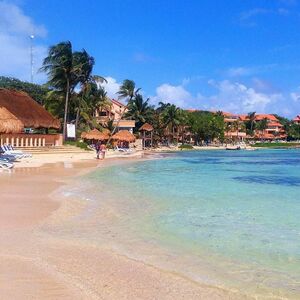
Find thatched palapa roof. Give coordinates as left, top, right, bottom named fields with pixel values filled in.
left=0, top=89, right=60, bottom=129
left=112, top=130, right=136, bottom=142
left=139, top=123, right=154, bottom=132
left=81, top=129, right=109, bottom=140
left=0, top=107, right=24, bottom=133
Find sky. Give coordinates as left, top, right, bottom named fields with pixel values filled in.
left=1, top=0, right=300, bottom=117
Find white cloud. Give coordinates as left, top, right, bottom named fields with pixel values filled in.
left=208, top=80, right=283, bottom=113
left=100, top=77, right=121, bottom=99
left=226, top=64, right=278, bottom=77
left=151, top=83, right=193, bottom=107
left=240, top=8, right=272, bottom=21
left=239, top=7, right=291, bottom=27
left=227, top=67, right=253, bottom=77
left=0, top=1, right=47, bottom=82
left=290, top=91, right=300, bottom=102
left=150, top=79, right=286, bottom=114
left=0, top=2, right=47, bottom=37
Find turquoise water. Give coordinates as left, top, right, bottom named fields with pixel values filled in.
left=76, top=150, right=300, bottom=298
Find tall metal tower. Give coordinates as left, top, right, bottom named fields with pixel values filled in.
left=30, top=35, right=35, bottom=83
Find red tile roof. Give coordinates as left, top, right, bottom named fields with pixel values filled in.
left=293, top=115, right=300, bottom=122
left=111, top=99, right=125, bottom=107
left=255, top=114, right=278, bottom=121
left=268, top=122, right=283, bottom=127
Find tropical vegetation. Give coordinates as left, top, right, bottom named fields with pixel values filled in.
left=1, top=40, right=300, bottom=146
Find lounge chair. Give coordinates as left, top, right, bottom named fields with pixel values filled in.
left=0, top=154, right=17, bottom=162
left=115, top=146, right=126, bottom=152
left=0, top=160, right=14, bottom=169
left=115, top=146, right=133, bottom=153
left=1, top=144, right=32, bottom=158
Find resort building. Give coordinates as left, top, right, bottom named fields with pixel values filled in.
left=222, top=112, right=247, bottom=141
left=0, top=89, right=61, bottom=148
left=253, top=114, right=286, bottom=140
left=237, top=113, right=287, bottom=140
left=95, top=98, right=135, bottom=133
left=293, top=115, right=300, bottom=124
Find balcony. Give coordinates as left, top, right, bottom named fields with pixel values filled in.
left=113, top=120, right=135, bottom=128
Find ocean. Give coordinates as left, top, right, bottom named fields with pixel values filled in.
left=61, top=149, right=300, bottom=299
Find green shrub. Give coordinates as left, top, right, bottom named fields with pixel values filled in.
left=252, top=142, right=300, bottom=148
left=179, top=144, right=194, bottom=150
left=64, top=140, right=92, bottom=151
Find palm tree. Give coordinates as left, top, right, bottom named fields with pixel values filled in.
left=248, top=112, right=256, bottom=133
left=232, top=120, right=240, bottom=143
left=74, top=50, right=106, bottom=132
left=41, top=41, right=92, bottom=141
left=94, top=87, right=112, bottom=118
left=41, top=42, right=74, bottom=140
left=107, top=79, right=141, bottom=142
left=257, top=118, right=268, bottom=141
left=125, top=94, right=153, bottom=129
left=162, top=104, right=181, bottom=144
left=117, top=79, right=141, bottom=102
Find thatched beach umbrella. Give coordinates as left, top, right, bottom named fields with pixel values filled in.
left=112, top=130, right=136, bottom=143
left=139, top=123, right=154, bottom=132
left=0, top=106, right=24, bottom=134
left=139, top=123, right=153, bottom=149
left=81, top=129, right=109, bottom=140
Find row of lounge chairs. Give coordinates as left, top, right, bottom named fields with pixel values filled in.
left=0, top=144, right=32, bottom=169
left=115, top=146, right=133, bottom=153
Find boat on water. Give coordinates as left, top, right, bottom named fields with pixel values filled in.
left=226, top=145, right=241, bottom=150
left=226, top=142, right=247, bottom=150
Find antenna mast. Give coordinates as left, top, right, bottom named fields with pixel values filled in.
left=30, top=35, right=35, bottom=83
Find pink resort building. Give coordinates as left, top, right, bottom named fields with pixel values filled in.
left=293, top=115, right=300, bottom=124
left=95, top=98, right=135, bottom=133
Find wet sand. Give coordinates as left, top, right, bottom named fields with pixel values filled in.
left=0, top=157, right=251, bottom=299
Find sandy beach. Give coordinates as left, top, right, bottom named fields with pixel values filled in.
left=0, top=152, right=251, bottom=300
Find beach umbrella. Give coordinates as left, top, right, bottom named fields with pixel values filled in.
left=0, top=106, right=24, bottom=134
left=112, top=130, right=136, bottom=142
left=81, top=128, right=110, bottom=140
left=139, top=123, right=154, bottom=132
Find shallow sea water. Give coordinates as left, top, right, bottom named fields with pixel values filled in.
left=60, top=149, right=300, bottom=299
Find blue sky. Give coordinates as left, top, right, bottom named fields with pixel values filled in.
left=1, top=0, right=300, bottom=117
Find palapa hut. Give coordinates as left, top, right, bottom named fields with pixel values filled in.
left=0, top=89, right=61, bottom=147
left=139, top=123, right=154, bottom=149
left=0, top=89, right=60, bottom=129
left=0, top=107, right=24, bottom=134
left=81, top=128, right=110, bottom=141
left=112, top=130, right=135, bottom=148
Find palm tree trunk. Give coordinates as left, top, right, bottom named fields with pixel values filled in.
left=75, top=108, right=80, bottom=135
left=63, top=79, right=70, bottom=142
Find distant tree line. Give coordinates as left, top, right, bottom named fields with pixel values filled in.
left=1, top=40, right=300, bottom=143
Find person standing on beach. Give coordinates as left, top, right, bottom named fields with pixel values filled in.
left=95, top=141, right=101, bottom=159
left=100, top=143, right=107, bottom=159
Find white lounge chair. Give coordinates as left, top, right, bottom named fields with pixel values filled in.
left=115, top=146, right=133, bottom=153
left=0, top=160, right=14, bottom=169
left=1, top=144, right=32, bottom=158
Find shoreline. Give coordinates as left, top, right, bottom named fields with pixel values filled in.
left=0, top=151, right=253, bottom=299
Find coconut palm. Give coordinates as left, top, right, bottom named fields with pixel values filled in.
left=233, top=119, right=240, bottom=141
left=74, top=50, right=107, bottom=132
left=257, top=118, right=268, bottom=140
left=125, top=94, right=153, bottom=129
left=117, top=79, right=141, bottom=102
left=41, top=41, right=95, bottom=140
left=107, top=79, right=141, bottom=143
left=248, top=111, right=256, bottom=133
left=41, top=42, right=74, bottom=140
left=162, top=104, right=181, bottom=144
